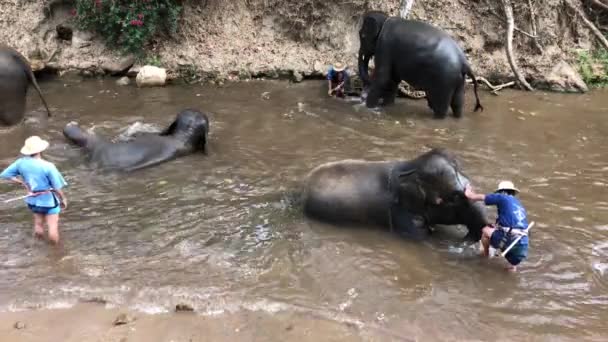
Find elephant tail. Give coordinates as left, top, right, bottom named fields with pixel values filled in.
left=25, top=64, right=52, bottom=118
left=464, top=65, right=483, bottom=113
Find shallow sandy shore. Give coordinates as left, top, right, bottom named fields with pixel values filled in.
left=0, top=303, right=418, bottom=342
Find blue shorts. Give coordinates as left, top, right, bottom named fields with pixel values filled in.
left=490, top=229, right=529, bottom=266
left=28, top=204, right=61, bottom=215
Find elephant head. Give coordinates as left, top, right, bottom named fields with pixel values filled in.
left=391, top=149, right=489, bottom=241
left=358, top=11, right=389, bottom=86
left=161, top=108, right=209, bottom=153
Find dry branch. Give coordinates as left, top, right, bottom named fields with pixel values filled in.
left=590, top=0, right=608, bottom=11
left=565, top=0, right=608, bottom=51
left=501, top=0, right=535, bottom=91
left=487, top=9, right=538, bottom=38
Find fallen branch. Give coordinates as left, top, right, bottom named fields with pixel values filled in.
left=466, top=77, right=516, bottom=95
left=590, top=0, right=608, bottom=11
left=565, top=0, right=608, bottom=51
left=501, top=0, right=534, bottom=91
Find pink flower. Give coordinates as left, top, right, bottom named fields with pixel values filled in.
left=70, top=8, right=77, bottom=16
left=130, top=19, right=144, bottom=27
left=137, top=13, right=144, bottom=20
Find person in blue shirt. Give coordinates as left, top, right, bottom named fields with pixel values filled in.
left=464, top=181, right=529, bottom=272
left=327, top=62, right=350, bottom=98
left=1, top=136, right=68, bottom=244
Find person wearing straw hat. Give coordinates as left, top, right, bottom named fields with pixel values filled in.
left=464, top=180, right=529, bottom=272
left=0, top=136, right=68, bottom=244
left=327, top=62, right=350, bottom=98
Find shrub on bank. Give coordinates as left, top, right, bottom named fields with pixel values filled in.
left=577, top=50, right=608, bottom=88
left=73, top=0, right=181, bottom=56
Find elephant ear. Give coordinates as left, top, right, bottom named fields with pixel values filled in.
left=159, top=120, right=177, bottom=136
left=392, top=167, right=426, bottom=207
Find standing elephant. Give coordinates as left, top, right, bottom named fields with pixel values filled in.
left=302, top=148, right=489, bottom=241
left=0, top=45, right=51, bottom=126
left=358, top=11, right=483, bottom=118
left=63, top=109, right=209, bottom=172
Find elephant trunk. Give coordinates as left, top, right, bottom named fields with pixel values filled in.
left=358, top=50, right=372, bottom=87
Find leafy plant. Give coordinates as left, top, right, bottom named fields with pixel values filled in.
left=73, top=0, right=181, bottom=56
left=577, top=49, right=608, bottom=88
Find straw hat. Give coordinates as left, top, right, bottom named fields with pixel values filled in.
left=20, top=136, right=49, bottom=155
left=333, top=62, right=346, bottom=72
left=495, top=180, right=519, bottom=194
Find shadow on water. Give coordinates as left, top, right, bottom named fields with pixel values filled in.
left=0, top=78, right=607, bottom=340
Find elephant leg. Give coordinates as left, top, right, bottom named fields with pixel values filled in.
left=450, top=80, right=465, bottom=118
left=390, top=206, right=430, bottom=241
left=382, top=81, right=399, bottom=106
left=426, top=87, right=451, bottom=119
left=366, top=83, right=382, bottom=108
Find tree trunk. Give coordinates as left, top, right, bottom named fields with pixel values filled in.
left=501, top=0, right=535, bottom=91
left=400, top=0, right=415, bottom=19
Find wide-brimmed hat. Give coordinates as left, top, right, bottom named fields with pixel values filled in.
left=333, top=62, right=346, bottom=72
left=20, top=136, right=49, bottom=155
left=495, top=180, right=519, bottom=194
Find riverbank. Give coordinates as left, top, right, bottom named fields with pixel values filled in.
left=1, top=0, right=605, bottom=92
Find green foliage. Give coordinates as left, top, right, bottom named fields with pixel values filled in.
left=577, top=49, right=608, bottom=88
left=73, top=0, right=181, bottom=56
left=144, top=54, right=163, bottom=67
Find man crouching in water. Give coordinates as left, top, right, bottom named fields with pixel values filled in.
left=464, top=181, right=530, bottom=272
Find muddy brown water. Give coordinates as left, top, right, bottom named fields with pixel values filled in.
left=0, top=78, right=607, bottom=340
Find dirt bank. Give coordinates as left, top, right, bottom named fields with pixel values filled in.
left=0, top=1, right=602, bottom=89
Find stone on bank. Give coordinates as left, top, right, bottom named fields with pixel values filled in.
left=136, top=65, right=167, bottom=88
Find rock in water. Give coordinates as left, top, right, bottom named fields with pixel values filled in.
left=136, top=65, right=167, bottom=88
left=113, top=313, right=136, bottom=326
left=544, top=61, right=588, bottom=93
left=292, top=71, right=303, bottom=83
left=116, top=77, right=130, bottom=86
left=102, top=56, right=136, bottom=76
left=13, top=321, right=26, bottom=329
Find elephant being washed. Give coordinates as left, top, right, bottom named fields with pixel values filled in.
left=302, top=148, right=489, bottom=241
left=0, top=45, right=52, bottom=126
left=358, top=11, right=483, bottom=118
left=63, top=109, right=209, bottom=172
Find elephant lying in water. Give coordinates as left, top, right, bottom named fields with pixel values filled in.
left=358, top=11, right=483, bottom=118
left=0, top=45, right=52, bottom=126
left=63, top=109, right=209, bottom=172
left=302, top=148, right=489, bottom=241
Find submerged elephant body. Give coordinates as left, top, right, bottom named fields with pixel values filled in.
left=0, top=45, right=51, bottom=126
left=358, top=11, right=483, bottom=118
left=303, top=149, right=488, bottom=241
left=63, top=109, right=209, bottom=172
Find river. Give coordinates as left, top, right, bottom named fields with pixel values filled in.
left=0, top=78, right=607, bottom=340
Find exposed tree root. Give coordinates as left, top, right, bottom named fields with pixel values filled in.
left=527, top=0, right=544, bottom=54
left=565, top=0, right=608, bottom=51
left=501, top=0, right=535, bottom=91
left=590, top=0, right=608, bottom=11
left=400, top=0, right=415, bottom=19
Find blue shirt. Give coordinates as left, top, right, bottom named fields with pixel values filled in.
left=0, top=157, right=67, bottom=208
left=485, top=193, right=529, bottom=229
left=327, top=67, right=350, bottom=82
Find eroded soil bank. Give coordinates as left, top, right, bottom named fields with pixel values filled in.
left=0, top=0, right=603, bottom=91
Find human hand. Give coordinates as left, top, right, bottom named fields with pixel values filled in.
left=60, top=199, right=68, bottom=210
left=328, top=89, right=333, bottom=96
left=464, top=184, right=474, bottom=198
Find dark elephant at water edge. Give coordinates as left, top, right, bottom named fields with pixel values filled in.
left=63, top=109, right=209, bottom=172
left=0, top=45, right=51, bottom=126
left=302, top=148, right=489, bottom=241
left=358, top=11, right=483, bottom=118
